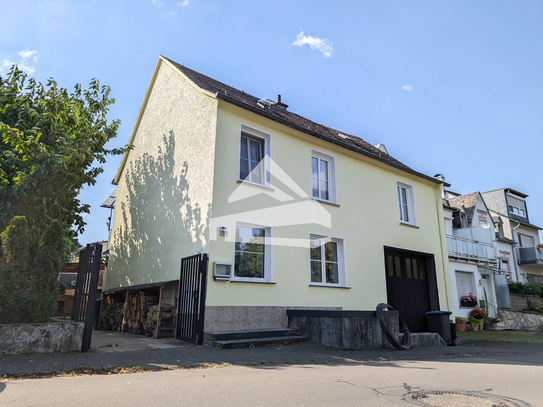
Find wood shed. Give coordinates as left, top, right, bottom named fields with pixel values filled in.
left=99, top=280, right=178, bottom=339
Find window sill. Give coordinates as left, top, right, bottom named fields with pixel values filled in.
left=230, top=280, right=276, bottom=284
left=236, top=180, right=275, bottom=191
left=399, top=222, right=419, bottom=229
left=312, top=198, right=340, bottom=208
left=309, top=284, right=351, bottom=289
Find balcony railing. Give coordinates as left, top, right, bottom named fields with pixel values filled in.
left=446, top=235, right=496, bottom=263
left=515, top=245, right=543, bottom=267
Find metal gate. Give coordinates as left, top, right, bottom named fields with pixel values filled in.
left=72, top=243, right=103, bottom=352
left=176, top=253, right=208, bottom=344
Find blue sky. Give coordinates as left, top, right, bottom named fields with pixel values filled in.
left=1, top=0, right=542, bottom=244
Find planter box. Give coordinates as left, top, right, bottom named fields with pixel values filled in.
left=0, top=321, right=84, bottom=355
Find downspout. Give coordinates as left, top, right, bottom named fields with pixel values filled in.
left=435, top=184, right=451, bottom=312
left=511, top=220, right=521, bottom=282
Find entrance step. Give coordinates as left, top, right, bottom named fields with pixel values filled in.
left=212, top=335, right=308, bottom=349
left=204, top=328, right=308, bottom=349
left=491, top=323, right=512, bottom=331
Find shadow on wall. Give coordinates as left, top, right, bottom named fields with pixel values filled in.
left=109, top=131, right=211, bottom=287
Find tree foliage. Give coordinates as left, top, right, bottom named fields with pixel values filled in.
left=0, top=66, right=123, bottom=242
left=0, top=217, right=66, bottom=324
left=0, top=216, right=31, bottom=323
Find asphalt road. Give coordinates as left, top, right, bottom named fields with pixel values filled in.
left=1, top=353, right=541, bottom=406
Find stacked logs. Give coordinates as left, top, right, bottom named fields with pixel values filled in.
left=99, top=291, right=175, bottom=337
left=99, top=294, right=124, bottom=331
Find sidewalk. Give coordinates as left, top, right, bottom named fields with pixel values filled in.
left=2, top=330, right=543, bottom=376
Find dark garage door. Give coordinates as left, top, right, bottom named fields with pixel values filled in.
left=385, top=249, right=433, bottom=333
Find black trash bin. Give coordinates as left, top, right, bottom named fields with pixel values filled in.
left=425, top=311, right=453, bottom=345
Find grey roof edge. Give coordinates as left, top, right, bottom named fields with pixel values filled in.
left=216, top=92, right=449, bottom=187
left=103, top=279, right=178, bottom=294
left=482, top=188, right=529, bottom=198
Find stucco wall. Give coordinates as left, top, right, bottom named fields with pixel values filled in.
left=206, top=102, right=453, bottom=312
left=106, top=59, right=218, bottom=289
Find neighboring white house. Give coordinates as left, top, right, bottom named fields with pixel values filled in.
left=442, top=190, right=504, bottom=318
left=481, top=188, right=543, bottom=284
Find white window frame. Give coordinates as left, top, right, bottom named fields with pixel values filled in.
left=310, top=149, right=337, bottom=204
left=507, top=194, right=526, bottom=218
left=238, top=123, right=272, bottom=188
left=232, top=221, right=273, bottom=283
left=396, top=181, right=417, bottom=226
left=308, top=233, right=346, bottom=287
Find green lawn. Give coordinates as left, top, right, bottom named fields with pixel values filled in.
left=457, top=330, right=543, bottom=344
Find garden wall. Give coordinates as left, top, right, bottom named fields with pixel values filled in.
left=500, top=310, right=543, bottom=331
left=509, top=293, right=543, bottom=312
left=0, top=321, right=84, bottom=355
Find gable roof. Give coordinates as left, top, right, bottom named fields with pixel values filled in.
left=114, top=56, right=449, bottom=186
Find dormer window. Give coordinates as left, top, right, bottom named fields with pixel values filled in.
left=507, top=195, right=526, bottom=217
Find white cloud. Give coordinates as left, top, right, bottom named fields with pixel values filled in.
left=169, top=11, right=177, bottom=15
left=401, top=84, right=413, bottom=91
left=292, top=30, right=333, bottom=58
left=178, top=0, right=189, bottom=6
left=18, top=49, right=38, bottom=62
left=152, top=0, right=164, bottom=7
left=18, top=62, right=35, bottom=74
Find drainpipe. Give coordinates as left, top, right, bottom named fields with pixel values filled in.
left=435, top=184, right=452, bottom=312
left=511, top=220, right=521, bottom=282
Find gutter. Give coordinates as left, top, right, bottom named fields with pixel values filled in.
left=215, top=92, right=450, bottom=187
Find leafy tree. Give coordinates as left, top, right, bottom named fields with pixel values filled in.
left=0, top=66, right=123, bottom=243
left=29, top=219, right=64, bottom=322
left=0, top=216, right=31, bottom=323
left=0, top=217, right=67, bottom=323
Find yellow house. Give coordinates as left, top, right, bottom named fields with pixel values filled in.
left=107, top=56, right=454, bottom=339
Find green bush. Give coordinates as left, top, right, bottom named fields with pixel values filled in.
left=0, top=216, right=31, bottom=323
left=508, top=282, right=543, bottom=298
left=0, top=216, right=65, bottom=324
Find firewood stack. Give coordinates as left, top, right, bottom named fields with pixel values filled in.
left=99, top=294, right=124, bottom=331
left=100, top=291, right=175, bottom=337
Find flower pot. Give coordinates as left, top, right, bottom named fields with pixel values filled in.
left=483, top=322, right=491, bottom=331
left=471, top=324, right=479, bottom=332
left=456, top=322, right=467, bottom=332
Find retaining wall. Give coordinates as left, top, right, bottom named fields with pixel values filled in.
left=0, top=321, right=84, bottom=355
left=500, top=310, right=543, bottom=331
left=508, top=293, right=543, bottom=312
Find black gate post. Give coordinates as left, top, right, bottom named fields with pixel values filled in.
left=176, top=253, right=209, bottom=344
left=197, top=254, right=208, bottom=345
left=72, top=243, right=102, bottom=352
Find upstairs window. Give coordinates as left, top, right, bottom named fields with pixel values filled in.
left=240, top=134, right=264, bottom=184
left=397, top=181, right=417, bottom=226
left=238, top=124, right=271, bottom=187
left=507, top=195, right=526, bottom=218
left=311, top=150, right=337, bottom=203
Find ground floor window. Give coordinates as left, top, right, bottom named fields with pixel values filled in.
left=527, top=274, right=543, bottom=285
left=234, top=223, right=272, bottom=282
left=309, top=235, right=345, bottom=286
left=455, top=271, right=476, bottom=305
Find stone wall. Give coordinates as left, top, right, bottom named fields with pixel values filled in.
left=508, top=293, right=543, bottom=312
left=204, top=306, right=341, bottom=332
left=287, top=310, right=400, bottom=350
left=500, top=310, right=543, bottom=331
left=0, top=321, right=84, bottom=355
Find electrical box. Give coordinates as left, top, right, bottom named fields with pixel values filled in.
left=213, top=262, right=231, bottom=281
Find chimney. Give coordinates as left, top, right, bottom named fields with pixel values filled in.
left=375, top=144, right=388, bottom=154
left=434, top=174, right=445, bottom=183
left=273, top=94, right=289, bottom=110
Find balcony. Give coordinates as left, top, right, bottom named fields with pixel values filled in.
left=515, top=245, right=543, bottom=267
left=446, top=235, right=496, bottom=264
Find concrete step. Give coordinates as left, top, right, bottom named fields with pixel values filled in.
left=213, top=335, right=309, bottom=349
left=205, top=328, right=298, bottom=342
left=491, top=324, right=512, bottom=331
